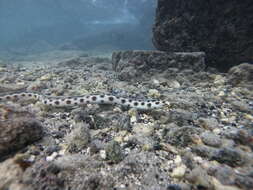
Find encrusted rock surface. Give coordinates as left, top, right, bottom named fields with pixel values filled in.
left=0, top=105, right=43, bottom=160
left=112, top=50, right=205, bottom=81
left=153, top=0, right=253, bottom=71
left=227, top=63, right=253, bottom=88
left=0, top=51, right=252, bottom=190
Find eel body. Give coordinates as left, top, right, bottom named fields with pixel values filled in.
left=0, top=92, right=166, bottom=110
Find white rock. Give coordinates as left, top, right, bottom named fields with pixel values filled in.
left=100, top=150, right=106, bottom=159
left=46, top=152, right=58, bottom=162
left=171, top=164, right=187, bottom=178
left=213, top=128, right=221, bottom=135
left=174, top=155, right=182, bottom=165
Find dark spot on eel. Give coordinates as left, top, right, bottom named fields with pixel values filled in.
left=134, top=102, right=138, bottom=106
left=147, top=103, right=152, bottom=107
left=121, top=99, right=126, bottom=104
left=80, top=99, right=84, bottom=103
left=108, top=96, right=114, bottom=101
left=92, top=96, right=97, bottom=101
left=66, top=100, right=71, bottom=104
left=54, top=101, right=60, bottom=105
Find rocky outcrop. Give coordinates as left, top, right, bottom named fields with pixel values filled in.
left=112, top=50, right=205, bottom=81
left=153, top=0, right=253, bottom=71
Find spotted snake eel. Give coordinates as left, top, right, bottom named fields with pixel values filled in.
left=0, top=92, right=168, bottom=110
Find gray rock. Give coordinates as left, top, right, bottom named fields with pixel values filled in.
left=89, top=139, right=105, bottom=155
left=105, top=141, right=124, bottom=163
left=227, top=63, right=253, bottom=87
left=209, top=165, right=253, bottom=189
left=230, top=100, right=253, bottom=114
left=22, top=161, right=64, bottom=190
left=212, top=148, right=246, bottom=167
left=166, top=109, right=198, bottom=126
left=201, top=132, right=222, bottom=147
left=185, top=167, right=214, bottom=190
left=234, top=175, right=253, bottom=190
left=163, top=126, right=202, bottom=147
left=223, top=129, right=253, bottom=147
left=112, top=50, right=205, bottom=81
left=0, top=106, right=43, bottom=160
left=115, top=152, right=171, bottom=189
left=71, top=173, right=114, bottom=190
left=0, top=156, right=28, bottom=190
left=208, top=165, right=236, bottom=186
left=197, top=117, right=219, bottom=130
left=65, top=123, right=90, bottom=153
left=153, top=0, right=253, bottom=71
left=192, top=145, right=217, bottom=159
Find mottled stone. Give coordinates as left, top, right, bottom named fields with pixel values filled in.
left=185, top=167, right=214, bottom=190
left=105, top=141, right=124, bottom=163
left=22, top=161, right=65, bottom=190
left=212, top=148, right=246, bottom=167
left=65, top=123, right=90, bottom=153
left=197, top=117, right=219, bottom=130
left=0, top=106, right=43, bottom=160
left=201, top=132, right=222, bottom=147
left=171, top=164, right=187, bottom=178
left=192, top=145, right=217, bottom=159
left=163, top=126, right=202, bottom=147
left=227, top=63, right=253, bottom=87
left=0, top=156, right=27, bottom=190
left=208, top=165, right=236, bottom=186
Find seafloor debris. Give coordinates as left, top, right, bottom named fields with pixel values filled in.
left=0, top=54, right=252, bottom=190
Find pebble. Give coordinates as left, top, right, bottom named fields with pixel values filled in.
left=148, top=89, right=161, bottom=98
left=212, top=148, right=246, bottom=167
left=105, top=141, right=124, bottom=163
left=174, top=155, right=182, bottom=165
left=171, top=164, right=187, bottom=178
left=46, top=152, right=58, bottom=161
left=100, top=150, right=106, bottom=160
left=201, top=131, right=222, bottom=147
left=132, top=123, right=154, bottom=137
left=197, top=117, right=219, bottom=130
left=185, top=167, right=214, bottom=189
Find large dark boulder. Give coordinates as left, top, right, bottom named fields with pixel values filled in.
left=153, top=0, right=253, bottom=71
